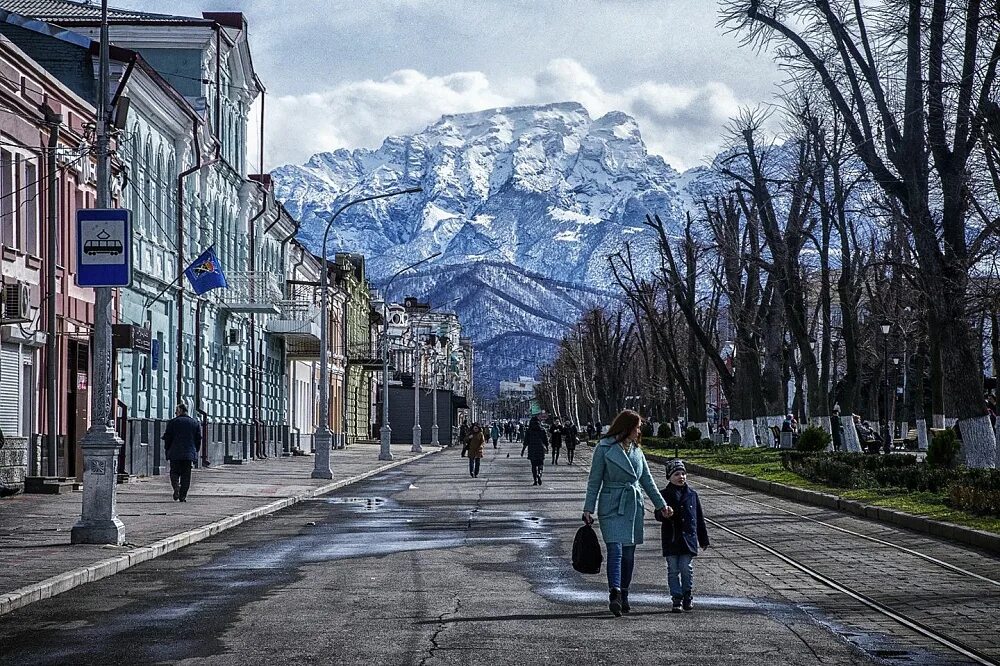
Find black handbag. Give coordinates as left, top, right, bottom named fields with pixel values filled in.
left=572, top=523, right=603, bottom=574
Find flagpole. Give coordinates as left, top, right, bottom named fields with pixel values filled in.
left=142, top=272, right=186, bottom=310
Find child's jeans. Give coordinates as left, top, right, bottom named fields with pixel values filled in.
left=666, top=554, right=694, bottom=599
left=606, top=543, right=636, bottom=590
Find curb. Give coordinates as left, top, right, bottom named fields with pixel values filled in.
left=646, top=454, right=1000, bottom=556
left=0, top=449, right=438, bottom=617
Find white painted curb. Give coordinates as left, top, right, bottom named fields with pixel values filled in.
left=0, top=449, right=438, bottom=617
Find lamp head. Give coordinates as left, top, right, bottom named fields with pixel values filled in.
left=880, top=321, right=891, bottom=335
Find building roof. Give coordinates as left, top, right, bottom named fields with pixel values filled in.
left=0, top=0, right=213, bottom=25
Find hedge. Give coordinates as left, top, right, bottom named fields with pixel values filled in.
left=779, top=451, right=1000, bottom=516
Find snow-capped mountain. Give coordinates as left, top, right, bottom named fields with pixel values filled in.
left=272, top=102, right=688, bottom=391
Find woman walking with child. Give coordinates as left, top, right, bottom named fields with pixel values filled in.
left=582, top=410, right=671, bottom=617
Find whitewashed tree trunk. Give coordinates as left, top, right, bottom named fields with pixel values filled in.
left=840, top=415, right=862, bottom=453
left=960, top=415, right=998, bottom=469
left=732, top=419, right=757, bottom=448
left=933, top=413, right=945, bottom=428
left=692, top=422, right=710, bottom=440
left=900, top=421, right=909, bottom=443
left=944, top=417, right=957, bottom=429
left=754, top=420, right=770, bottom=448
left=916, top=419, right=929, bottom=451
left=674, top=421, right=683, bottom=437
left=888, top=420, right=896, bottom=443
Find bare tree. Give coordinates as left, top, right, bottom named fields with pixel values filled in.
left=721, top=0, right=999, bottom=466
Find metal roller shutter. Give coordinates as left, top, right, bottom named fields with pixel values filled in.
left=0, top=342, right=22, bottom=437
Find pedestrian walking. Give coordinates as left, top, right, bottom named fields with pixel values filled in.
left=466, top=423, right=485, bottom=477
left=517, top=422, right=525, bottom=442
left=564, top=421, right=579, bottom=465
left=550, top=418, right=563, bottom=465
left=490, top=422, right=501, bottom=449
left=655, top=459, right=710, bottom=612
left=582, top=409, right=671, bottom=617
left=521, top=416, right=548, bottom=485
left=162, top=403, right=201, bottom=502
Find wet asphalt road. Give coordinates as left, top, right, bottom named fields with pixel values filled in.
left=0, top=444, right=944, bottom=665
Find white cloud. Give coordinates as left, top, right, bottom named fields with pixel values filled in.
left=256, top=58, right=756, bottom=173
left=253, top=69, right=513, bottom=169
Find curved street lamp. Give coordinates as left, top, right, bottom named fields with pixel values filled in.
left=312, top=186, right=422, bottom=480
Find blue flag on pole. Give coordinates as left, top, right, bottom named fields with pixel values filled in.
left=184, top=247, right=228, bottom=295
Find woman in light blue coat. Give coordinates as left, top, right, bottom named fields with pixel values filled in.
left=582, top=409, right=671, bottom=616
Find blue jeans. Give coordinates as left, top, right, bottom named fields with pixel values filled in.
left=468, top=457, right=480, bottom=476
left=606, top=543, right=636, bottom=590
left=666, top=554, right=694, bottom=599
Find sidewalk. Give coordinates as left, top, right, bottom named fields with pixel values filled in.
left=0, top=444, right=437, bottom=616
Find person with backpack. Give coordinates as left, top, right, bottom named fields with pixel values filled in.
left=582, top=410, right=671, bottom=617
left=521, top=416, right=548, bottom=485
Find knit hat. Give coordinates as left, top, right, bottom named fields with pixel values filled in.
left=666, top=459, right=686, bottom=477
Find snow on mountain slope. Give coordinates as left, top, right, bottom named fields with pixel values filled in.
left=272, top=102, right=688, bottom=391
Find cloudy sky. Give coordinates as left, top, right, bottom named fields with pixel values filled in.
left=115, top=0, right=782, bottom=172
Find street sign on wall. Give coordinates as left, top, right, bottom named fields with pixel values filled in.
left=76, top=208, right=132, bottom=287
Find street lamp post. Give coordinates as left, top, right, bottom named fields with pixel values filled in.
left=880, top=321, right=891, bottom=455
left=312, top=186, right=422, bottom=479
left=379, top=252, right=442, bottom=461
left=431, top=352, right=440, bottom=446
left=412, top=338, right=423, bottom=452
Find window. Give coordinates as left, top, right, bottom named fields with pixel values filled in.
left=23, top=161, right=38, bottom=255
left=1, top=149, right=13, bottom=248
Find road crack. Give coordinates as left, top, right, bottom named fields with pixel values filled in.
left=418, top=596, right=461, bottom=666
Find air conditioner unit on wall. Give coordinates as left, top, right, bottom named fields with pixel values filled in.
left=1, top=282, right=30, bottom=324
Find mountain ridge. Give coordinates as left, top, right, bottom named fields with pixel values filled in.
left=272, top=101, right=687, bottom=391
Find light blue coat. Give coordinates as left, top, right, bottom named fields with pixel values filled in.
left=583, top=437, right=666, bottom=545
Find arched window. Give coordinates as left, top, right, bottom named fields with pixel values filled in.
left=143, top=138, right=153, bottom=238
left=155, top=149, right=164, bottom=244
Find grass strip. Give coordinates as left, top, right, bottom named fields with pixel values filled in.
left=644, top=446, right=1000, bottom=535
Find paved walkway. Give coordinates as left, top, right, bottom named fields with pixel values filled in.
left=0, top=444, right=436, bottom=615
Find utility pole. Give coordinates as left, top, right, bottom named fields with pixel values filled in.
left=42, top=105, right=60, bottom=477
left=71, top=0, right=125, bottom=545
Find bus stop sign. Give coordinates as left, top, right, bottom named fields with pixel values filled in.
left=76, top=208, right=132, bottom=287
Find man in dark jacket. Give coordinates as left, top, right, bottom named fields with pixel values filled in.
left=655, top=459, right=709, bottom=612
left=162, top=403, right=201, bottom=502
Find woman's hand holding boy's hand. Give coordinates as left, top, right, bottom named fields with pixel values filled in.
left=657, top=506, right=673, bottom=518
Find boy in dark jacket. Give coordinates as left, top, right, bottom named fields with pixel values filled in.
left=655, top=459, right=709, bottom=612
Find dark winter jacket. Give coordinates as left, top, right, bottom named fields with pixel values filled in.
left=655, top=483, right=709, bottom=556
left=564, top=424, right=579, bottom=449
left=550, top=425, right=563, bottom=447
left=521, top=425, right=548, bottom=462
left=162, top=414, right=202, bottom=462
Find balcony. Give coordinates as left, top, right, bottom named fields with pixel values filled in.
left=268, top=300, right=322, bottom=358
left=216, top=271, right=282, bottom=314
left=347, top=341, right=382, bottom=370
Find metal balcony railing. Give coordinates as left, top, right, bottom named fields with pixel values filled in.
left=267, top=300, right=321, bottom=339
left=216, top=271, right=282, bottom=313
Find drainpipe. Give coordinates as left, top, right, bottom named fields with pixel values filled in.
left=43, top=106, right=61, bottom=477
left=194, top=297, right=208, bottom=465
